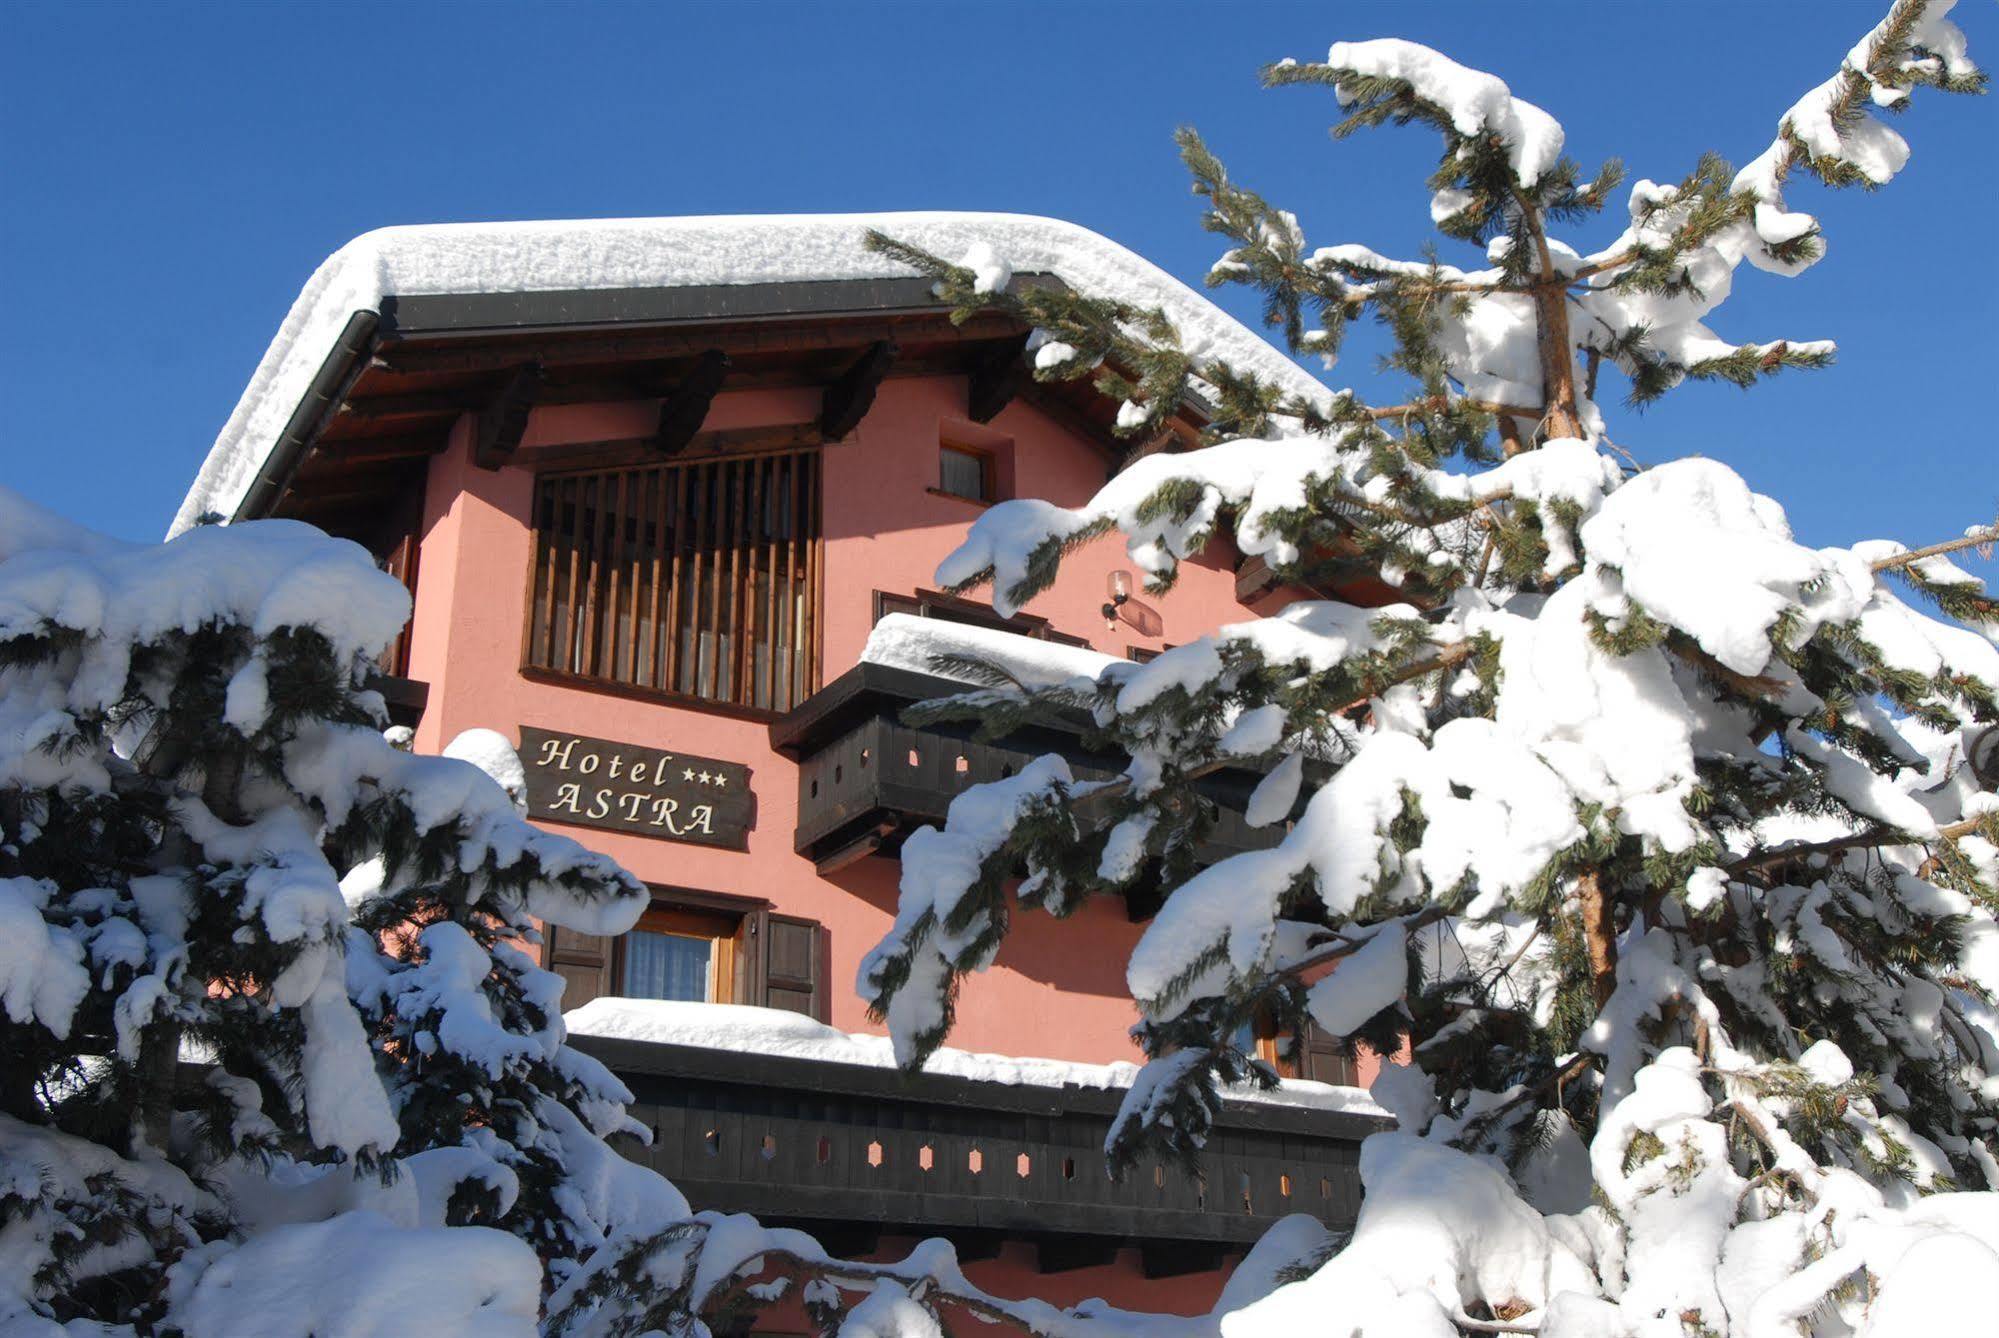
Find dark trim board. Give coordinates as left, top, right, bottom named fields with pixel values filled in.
left=376, top=274, right=1067, bottom=339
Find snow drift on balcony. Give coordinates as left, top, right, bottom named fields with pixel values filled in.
left=563, top=998, right=1388, bottom=1118
left=860, top=612, right=1117, bottom=689
left=173, top=213, right=1339, bottom=537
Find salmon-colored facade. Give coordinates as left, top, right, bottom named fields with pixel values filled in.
left=196, top=216, right=1389, bottom=1321
left=406, top=374, right=1324, bottom=1066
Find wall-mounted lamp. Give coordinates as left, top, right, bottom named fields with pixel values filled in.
left=1102, top=570, right=1163, bottom=638
left=1102, top=570, right=1134, bottom=628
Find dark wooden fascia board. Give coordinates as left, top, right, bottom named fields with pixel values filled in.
left=376, top=273, right=1068, bottom=339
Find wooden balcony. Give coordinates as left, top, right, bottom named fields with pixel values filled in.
left=769, top=661, right=1279, bottom=895
left=365, top=672, right=429, bottom=730
left=573, top=1031, right=1383, bottom=1275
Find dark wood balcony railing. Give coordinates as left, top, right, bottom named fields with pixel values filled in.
left=769, top=662, right=1280, bottom=893
left=573, top=1032, right=1384, bottom=1276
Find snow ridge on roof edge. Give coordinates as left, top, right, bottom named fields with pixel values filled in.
left=170, top=212, right=1337, bottom=537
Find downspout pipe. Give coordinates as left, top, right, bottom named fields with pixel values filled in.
left=230, top=309, right=380, bottom=522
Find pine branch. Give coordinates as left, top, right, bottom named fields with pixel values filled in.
left=1868, top=527, right=1999, bottom=573
left=1450, top=1051, right=1597, bottom=1151
left=1726, top=812, right=1992, bottom=878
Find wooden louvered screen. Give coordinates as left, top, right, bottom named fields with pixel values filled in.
left=526, top=450, right=821, bottom=713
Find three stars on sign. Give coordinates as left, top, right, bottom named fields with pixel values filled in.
left=679, top=766, right=727, bottom=788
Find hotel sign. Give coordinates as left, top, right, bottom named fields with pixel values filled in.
left=518, top=726, right=754, bottom=850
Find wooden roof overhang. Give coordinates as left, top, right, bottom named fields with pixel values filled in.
left=251, top=274, right=1211, bottom=530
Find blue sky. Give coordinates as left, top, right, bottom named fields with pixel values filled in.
left=2, top=1, right=1992, bottom=577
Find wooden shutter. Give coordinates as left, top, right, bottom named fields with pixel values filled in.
left=546, top=924, right=615, bottom=1012
left=1296, top=1021, right=1359, bottom=1086
left=762, top=915, right=824, bottom=1021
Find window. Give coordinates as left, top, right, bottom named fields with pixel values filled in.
left=1232, top=1012, right=1298, bottom=1079
left=569, top=891, right=826, bottom=1020
left=526, top=450, right=820, bottom=713
left=619, top=906, right=740, bottom=1003
left=937, top=443, right=993, bottom=504
left=1232, top=1011, right=1360, bottom=1086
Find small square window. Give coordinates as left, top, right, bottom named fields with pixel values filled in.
left=620, top=905, right=740, bottom=1003
left=938, top=444, right=993, bottom=503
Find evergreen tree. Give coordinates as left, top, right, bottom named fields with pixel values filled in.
left=0, top=493, right=651, bottom=1334
left=859, top=2, right=1999, bottom=1331
left=342, top=724, right=690, bottom=1293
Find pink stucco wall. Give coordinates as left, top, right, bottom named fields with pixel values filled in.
left=402, top=371, right=1378, bottom=1085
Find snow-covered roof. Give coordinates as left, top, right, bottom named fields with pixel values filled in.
left=172, top=212, right=1336, bottom=537
left=565, top=997, right=1389, bottom=1120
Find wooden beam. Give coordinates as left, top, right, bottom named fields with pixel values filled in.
left=1138, top=1241, right=1228, bottom=1279
left=1235, top=554, right=1280, bottom=603
left=1034, top=1236, right=1120, bottom=1275
left=654, top=349, right=731, bottom=455
left=275, top=462, right=431, bottom=512
left=810, top=1223, right=882, bottom=1260
left=1016, top=380, right=1123, bottom=459
left=951, top=1229, right=1007, bottom=1264
left=967, top=333, right=1030, bottom=423
left=818, top=340, right=897, bottom=440
left=303, top=431, right=452, bottom=469
left=1111, top=427, right=1178, bottom=477
left=472, top=361, right=542, bottom=470
left=517, top=423, right=819, bottom=475
left=338, top=386, right=489, bottom=419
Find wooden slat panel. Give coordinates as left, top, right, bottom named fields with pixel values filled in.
left=580, top=473, right=605, bottom=674
left=761, top=455, right=780, bottom=709
left=662, top=466, right=684, bottom=691
left=742, top=455, right=764, bottom=708
left=603, top=470, right=626, bottom=679
left=647, top=467, right=669, bottom=688
left=805, top=450, right=822, bottom=703
left=559, top=477, right=582, bottom=671
left=685, top=460, right=710, bottom=697
left=532, top=486, right=556, bottom=666
left=524, top=449, right=819, bottom=712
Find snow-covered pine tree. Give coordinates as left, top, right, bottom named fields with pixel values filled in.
left=341, top=722, right=694, bottom=1293
left=0, top=489, right=652, bottom=1334
left=857, top=2, right=1999, bottom=1331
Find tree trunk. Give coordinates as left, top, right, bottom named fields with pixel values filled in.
left=136, top=1021, right=183, bottom=1154
left=1579, top=870, right=1617, bottom=1010
left=1530, top=281, right=1584, bottom=442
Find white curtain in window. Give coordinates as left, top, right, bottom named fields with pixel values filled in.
left=624, top=931, right=713, bottom=1001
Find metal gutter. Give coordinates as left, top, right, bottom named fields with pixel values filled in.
left=230, top=309, right=380, bottom=521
